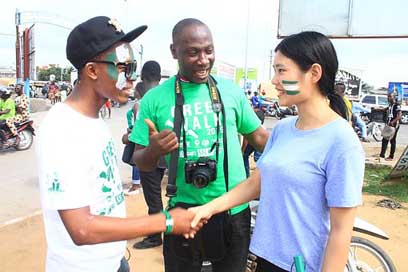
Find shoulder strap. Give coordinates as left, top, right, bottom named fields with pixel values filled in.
left=165, top=79, right=184, bottom=197
left=209, top=76, right=229, bottom=193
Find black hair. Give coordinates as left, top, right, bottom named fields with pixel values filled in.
left=275, top=31, right=348, bottom=120
left=141, top=60, right=161, bottom=82
left=135, top=81, right=146, bottom=98
left=172, top=18, right=206, bottom=43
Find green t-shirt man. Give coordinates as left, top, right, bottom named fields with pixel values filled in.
left=0, top=98, right=16, bottom=120
left=130, top=76, right=261, bottom=215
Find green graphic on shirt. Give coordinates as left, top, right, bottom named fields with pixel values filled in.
left=96, top=140, right=124, bottom=215
left=48, top=172, right=63, bottom=192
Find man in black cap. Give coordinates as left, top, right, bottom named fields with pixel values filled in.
left=36, top=16, right=198, bottom=272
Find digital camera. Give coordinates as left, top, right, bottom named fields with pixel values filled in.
left=185, top=157, right=217, bottom=188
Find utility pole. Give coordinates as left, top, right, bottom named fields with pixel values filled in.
left=268, top=49, right=273, bottom=80
left=15, top=9, right=21, bottom=81
left=139, top=44, right=143, bottom=67
left=243, top=0, right=250, bottom=90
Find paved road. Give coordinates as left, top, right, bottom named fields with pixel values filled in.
left=0, top=105, right=407, bottom=225
left=0, top=103, right=133, bottom=225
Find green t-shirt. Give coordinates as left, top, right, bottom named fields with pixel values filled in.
left=130, top=76, right=261, bottom=214
left=0, top=98, right=16, bottom=120
left=126, top=107, right=134, bottom=129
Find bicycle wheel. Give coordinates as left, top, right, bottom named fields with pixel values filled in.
left=347, top=236, right=396, bottom=272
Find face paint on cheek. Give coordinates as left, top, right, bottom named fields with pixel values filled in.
left=116, top=72, right=127, bottom=90
left=282, top=80, right=300, bottom=95
left=106, top=52, right=119, bottom=80
left=116, top=44, right=131, bottom=62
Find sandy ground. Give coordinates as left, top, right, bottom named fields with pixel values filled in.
left=0, top=191, right=407, bottom=272
left=1, top=145, right=407, bottom=271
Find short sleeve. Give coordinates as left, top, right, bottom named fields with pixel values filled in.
left=129, top=97, right=151, bottom=146
left=325, top=147, right=364, bottom=207
left=235, top=90, right=261, bottom=135
left=39, top=137, right=91, bottom=210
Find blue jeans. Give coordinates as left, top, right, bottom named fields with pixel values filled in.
left=132, top=166, right=141, bottom=184
left=117, top=257, right=129, bottom=272
left=353, top=114, right=367, bottom=138
left=243, top=144, right=262, bottom=178
left=163, top=207, right=251, bottom=272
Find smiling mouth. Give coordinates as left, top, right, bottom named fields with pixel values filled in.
left=194, top=69, right=209, bottom=77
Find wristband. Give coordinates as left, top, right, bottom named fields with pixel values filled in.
left=162, top=210, right=173, bottom=234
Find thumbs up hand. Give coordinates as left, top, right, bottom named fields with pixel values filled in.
left=145, top=119, right=179, bottom=156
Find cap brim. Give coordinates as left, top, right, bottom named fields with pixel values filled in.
left=121, top=25, right=148, bottom=43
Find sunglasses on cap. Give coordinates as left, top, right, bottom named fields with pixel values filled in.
left=90, top=60, right=137, bottom=80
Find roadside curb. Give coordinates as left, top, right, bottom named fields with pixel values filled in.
left=0, top=210, right=42, bottom=229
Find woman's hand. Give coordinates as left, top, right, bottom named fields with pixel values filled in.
left=183, top=205, right=213, bottom=238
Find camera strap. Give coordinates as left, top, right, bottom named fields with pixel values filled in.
left=166, top=75, right=229, bottom=198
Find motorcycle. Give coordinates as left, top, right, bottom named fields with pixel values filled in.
left=200, top=201, right=396, bottom=272
left=265, top=101, right=297, bottom=120
left=354, top=112, right=384, bottom=142
left=249, top=201, right=396, bottom=272
left=0, top=120, right=35, bottom=151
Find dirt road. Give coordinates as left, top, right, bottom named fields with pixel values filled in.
left=0, top=192, right=406, bottom=272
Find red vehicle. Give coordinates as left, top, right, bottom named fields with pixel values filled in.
left=0, top=120, right=35, bottom=150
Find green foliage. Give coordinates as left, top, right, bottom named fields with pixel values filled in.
left=364, top=165, right=408, bottom=202
left=37, top=66, right=74, bottom=81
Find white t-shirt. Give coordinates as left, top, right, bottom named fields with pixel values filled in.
left=36, top=103, right=126, bottom=272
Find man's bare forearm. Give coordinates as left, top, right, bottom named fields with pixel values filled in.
left=132, top=145, right=160, bottom=171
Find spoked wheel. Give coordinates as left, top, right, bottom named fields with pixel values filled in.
left=15, top=129, right=33, bottom=151
left=99, top=106, right=107, bottom=119
left=346, top=236, right=396, bottom=272
left=371, top=123, right=384, bottom=142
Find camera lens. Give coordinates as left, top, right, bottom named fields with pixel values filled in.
left=192, top=172, right=209, bottom=189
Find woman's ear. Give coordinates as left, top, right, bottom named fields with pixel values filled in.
left=310, top=63, right=322, bottom=83
left=83, top=63, right=98, bottom=80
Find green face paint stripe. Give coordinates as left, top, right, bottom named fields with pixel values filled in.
left=106, top=52, right=119, bottom=80
left=285, top=90, right=300, bottom=95
left=282, top=80, right=299, bottom=84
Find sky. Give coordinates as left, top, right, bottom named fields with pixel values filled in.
left=0, top=0, right=407, bottom=88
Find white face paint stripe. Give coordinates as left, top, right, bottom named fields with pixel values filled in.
left=116, top=44, right=131, bottom=62
left=282, top=84, right=299, bottom=91
left=116, top=72, right=127, bottom=90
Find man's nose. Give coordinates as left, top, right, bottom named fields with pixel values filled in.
left=197, top=52, right=210, bottom=65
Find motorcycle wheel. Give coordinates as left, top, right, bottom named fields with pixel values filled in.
left=346, top=236, right=396, bottom=272
left=372, top=123, right=384, bottom=142
left=99, top=106, right=107, bottom=119
left=15, top=129, right=34, bottom=151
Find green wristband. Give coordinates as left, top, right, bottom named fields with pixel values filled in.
left=162, top=210, right=173, bottom=234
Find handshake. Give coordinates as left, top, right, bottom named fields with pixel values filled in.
left=164, top=205, right=214, bottom=239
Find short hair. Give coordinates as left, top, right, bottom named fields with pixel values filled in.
left=141, top=61, right=161, bottom=82
left=172, top=18, right=206, bottom=43
left=135, top=81, right=146, bottom=98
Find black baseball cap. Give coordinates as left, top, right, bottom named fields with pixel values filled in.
left=66, top=16, right=147, bottom=69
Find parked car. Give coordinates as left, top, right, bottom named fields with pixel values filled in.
left=360, top=94, right=408, bottom=124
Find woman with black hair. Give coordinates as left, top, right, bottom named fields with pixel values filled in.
left=189, top=31, right=364, bottom=272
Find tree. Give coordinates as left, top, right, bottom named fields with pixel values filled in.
left=361, top=82, right=374, bottom=94
left=37, top=66, right=74, bottom=82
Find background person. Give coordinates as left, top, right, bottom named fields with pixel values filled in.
left=189, top=31, right=364, bottom=272
left=5, top=83, right=30, bottom=146
left=132, top=60, right=168, bottom=250
left=379, top=92, right=402, bottom=161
